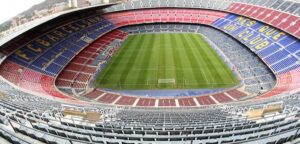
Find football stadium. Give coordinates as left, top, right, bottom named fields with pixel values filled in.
left=0, top=0, right=299, bottom=143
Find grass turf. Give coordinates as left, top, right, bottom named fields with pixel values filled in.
left=95, top=33, right=239, bottom=90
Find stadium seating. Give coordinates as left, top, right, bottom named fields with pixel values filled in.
left=56, top=30, right=128, bottom=94
left=136, top=98, right=156, bottom=107
left=226, top=89, right=247, bottom=100
left=1, top=8, right=288, bottom=106
left=0, top=0, right=300, bottom=143
left=178, top=98, right=197, bottom=107
left=103, top=9, right=227, bottom=27
left=0, top=60, right=78, bottom=100
left=196, top=95, right=216, bottom=105
left=1, top=93, right=298, bottom=144
left=226, top=3, right=300, bottom=39
left=212, top=13, right=300, bottom=97
left=103, top=0, right=300, bottom=40
left=4, top=16, right=115, bottom=76
left=1, top=5, right=298, bottom=108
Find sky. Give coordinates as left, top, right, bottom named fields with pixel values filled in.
left=0, top=0, right=45, bottom=24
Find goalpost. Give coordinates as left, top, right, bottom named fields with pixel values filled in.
left=157, top=79, right=176, bottom=88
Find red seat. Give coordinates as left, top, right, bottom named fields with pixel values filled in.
left=97, top=94, right=120, bottom=103
left=115, top=96, right=137, bottom=105
left=211, top=93, right=232, bottom=103
left=85, top=89, right=104, bottom=99
left=251, top=7, right=266, bottom=19
left=158, top=99, right=176, bottom=106
left=226, top=89, right=247, bottom=100
left=270, top=13, right=289, bottom=26
left=195, top=96, right=215, bottom=105
left=286, top=18, right=300, bottom=34
left=58, top=71, right=77, bottom=80
left=178, top=98, right=196, bottom=107
left=136, top=98, right=156, bottom=106
left=239, top=5, right=252, bottom=15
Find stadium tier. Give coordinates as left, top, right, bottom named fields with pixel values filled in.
left=0, top=8, right=297, bottom=107
left=0, top=0, right=300, bottom=143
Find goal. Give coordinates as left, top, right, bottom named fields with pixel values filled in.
left=157, top=79, right=176, bottom=87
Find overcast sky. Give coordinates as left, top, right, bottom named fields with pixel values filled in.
left=0, top=0, right=45, bottom=24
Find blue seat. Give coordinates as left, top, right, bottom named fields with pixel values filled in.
left=43, top=51, right=57, bottom=60
left=46, top=63, right=62, bottom=74
left=286, top=41, right=300, bottom=53
left=32, top=58, right=49, bottom=69
left=61, top=50, right=75, bottom=58
left=258, top=44, right=281, bottom=58
left=278, top=36, right=297, bottom=46
left=53, top=56, right=68, bottom=66
left=271, top=56, right=298, bottom=72
left=264, top=50, right=289, bottom=64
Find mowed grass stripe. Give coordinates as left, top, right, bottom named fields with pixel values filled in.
left=170, top=34, right=183, bottom=84
left=173, top=34, right=203, bottom=86
left=160, top=34, right=176, bottom=88
left=158, top=34, right=166, bottom=79
left=119, top=35, right=147, bottom=85
left=165, top=34, right=176, bottom=79
left=175, top=34, right=205, bottom=87
left=135, top=34, right=155, bottom=85
left=179, top=34, right=206, bottom=86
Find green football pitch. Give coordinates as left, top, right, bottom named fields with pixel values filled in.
left=95, top=33, right=239, bottom=90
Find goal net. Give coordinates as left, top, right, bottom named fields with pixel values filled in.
left=158, top=79, right=176, bottom=87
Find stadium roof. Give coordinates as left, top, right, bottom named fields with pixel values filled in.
left=0, top=3, right=116, bottom=47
